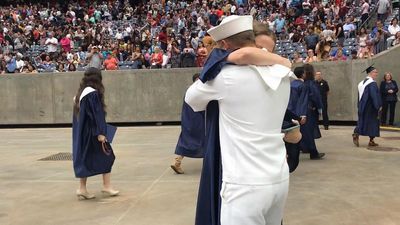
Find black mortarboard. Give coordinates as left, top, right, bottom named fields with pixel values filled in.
left=362, top=64, right=376, bottom=74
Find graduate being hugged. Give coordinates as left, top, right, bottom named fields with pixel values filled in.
left=353, top=65, right=382, bottom=147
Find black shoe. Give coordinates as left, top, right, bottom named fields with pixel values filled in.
left=324, top=126, right=329, bottom=130
left=310, top=153, right=325, bottom=160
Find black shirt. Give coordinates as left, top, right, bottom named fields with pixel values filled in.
left=315, top=79, right=330, bottom=101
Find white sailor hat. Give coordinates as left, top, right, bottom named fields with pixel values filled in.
left=207, top=15, right=253, bottom=42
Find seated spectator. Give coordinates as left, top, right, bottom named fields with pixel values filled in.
left=387, top=18, right=400, bottom=48
left=393, top=32, right=400, bottom=46
left=131, top=46, right=143, bottom=69
left=25, top=63, right=38, bottom=73
left=370, top=20, right=389, bottom=39
left=304, top=49, right=318, bottom=63
left=56, top=63, right=65, bottom=73
left=343, top=18, right=356, bottom=38
left=357, top=27, right=372, bottom=59
left=316, top=37, right=332, bottom=61
left=67, top=63, right=77, bottom=72
left=5, top=54, right=17, bottom=73
left=331, top=48, right=347, bottom=61
left=15, top=54, right=25, bottom=73
left=372, top=30, right=387, bottom=54
left=150, top=46, right=163, bottom=69
left=351, top=50, right=358, bottom=60
left=196, top=41, right=208, bottom=67
left=103, top=53, right=119, bottom=70
left=292, top=52, right=304, bottom=63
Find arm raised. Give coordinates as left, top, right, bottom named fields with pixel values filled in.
left=227, top=47, right=292, bottom=68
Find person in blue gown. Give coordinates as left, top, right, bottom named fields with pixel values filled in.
left=353, top=66, right=382, bottom=147
left=300, top=64, right=325, bottom=160
left=72, top=67, right=119, bottom=199
left=171, top=73, right=205, bottom=174
left=285, top=66, right=309, bottom=172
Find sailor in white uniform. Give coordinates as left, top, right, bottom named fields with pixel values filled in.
left=185, top=15, right=292, bottom=225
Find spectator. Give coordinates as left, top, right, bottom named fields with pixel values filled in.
left=377, top=0, right=391, bottom=23
left=68, top=63, right=77, bottom=72
left=380, top=72, right=398, bottom=126
left=150, top=46, right=163, bottom=69
left=393, top=31, right=400, bottom=46
left=196, top=41, right=208, bottom=67
left=158, top=27, right=168, bottom=52
left=343, top=18, right=356, bottom=38
left=275, top=14, right=286, bottom=39
left=331, top=48, right=347, bottom=61
left=45, top=32, right=59, bottom=59
left=304, top=27, right=319, bottom=52
left=304, top=49, right=318, bottom=63
left=103, top=53, right=119, bottom=70
left=60, top=34, right=72, bottom=53
left=360, top=0, right=370, bottom=25
left=131, top=46, right=143, bottom=69
left=387, top=18, right=400, bottom=48
left=372, top=30, right=387, bottom=54
left=292, top=51, right=304, bottom=63
left=15, top=54, right=25, bottom=72
left=87, top=46, right=103, bottom=69
left=358, top=27, right=372, bottom=59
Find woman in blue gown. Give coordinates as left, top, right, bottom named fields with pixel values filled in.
left=72, top=67, right=119, bottom=199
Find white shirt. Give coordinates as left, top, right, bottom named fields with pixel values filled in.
left=361, top=2, right=369, bottom=15
left=45, top=37, right=58, bottom=53
left=377, top=0, right=390, bottom=14
left=388, top=24, right=400, bottom=36
left=185, top=65, right=291, bottom=185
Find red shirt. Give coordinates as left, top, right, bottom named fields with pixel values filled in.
left=104, top=57, right=118, bottom=70
left=158, top=32, right=168, bottom=44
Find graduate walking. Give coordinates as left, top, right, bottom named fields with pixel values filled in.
left=171, top=73, right=205, bottom=174
left=72, top=67, right=119, bottom=199
left=300, top=64, right=325, bottom=160
left=353, top=66, right=382, bottom=147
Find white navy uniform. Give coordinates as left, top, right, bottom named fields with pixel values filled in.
left=186, top=64, right=292, bottom=225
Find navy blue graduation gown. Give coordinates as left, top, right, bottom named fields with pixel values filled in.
left=72, top=91, right=115, bottom=178
left=195, top=48, right=230, bottom=225
left=300, top=80, right=323, bottom=152
left=288, top=80, right=309, bottom=117
left=174, top=101, right=205, bottom=158
left=357, top=82, right=382, bottom=137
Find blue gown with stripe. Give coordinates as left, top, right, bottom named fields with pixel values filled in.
left=72, top=91, right=115, bottom=178
left=356, top=81, right=382, bottom=137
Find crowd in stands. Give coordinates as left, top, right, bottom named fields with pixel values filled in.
left=0, top=0, right=399, bottom=74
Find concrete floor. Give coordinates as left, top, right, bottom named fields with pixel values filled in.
left=0, top=126, right=400, bottom=225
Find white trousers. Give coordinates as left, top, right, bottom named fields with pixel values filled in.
left=220, top=180, right=289, bottom=225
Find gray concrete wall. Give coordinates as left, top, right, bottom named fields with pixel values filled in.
left=0, top=45, right=399, bottom=125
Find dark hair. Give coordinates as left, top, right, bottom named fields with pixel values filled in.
left=304, top=63, right=316, bottom=81
left=73, top=67, right=106, bottom=116
left=293, top=66, right=304, bottom=78
left=192, top=73, right=200, bottom=82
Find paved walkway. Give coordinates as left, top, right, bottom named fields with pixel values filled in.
left=1, top=126, right=400, bottom=225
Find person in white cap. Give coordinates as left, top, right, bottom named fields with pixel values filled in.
left=186, top=15, right=291, bottom=225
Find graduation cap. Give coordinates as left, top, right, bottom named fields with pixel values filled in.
left=362, top=64, right=376, bottom=74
